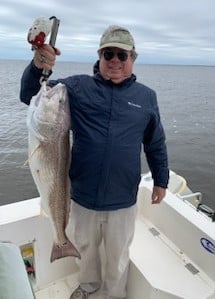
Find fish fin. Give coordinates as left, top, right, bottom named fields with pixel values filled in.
left=26, top=144, right=42, bottom=165
left=50, top=240, right=81, bottom=263
left=40, top=207, right=48, bottom=218
left=23, top=158, right=29, bottom=166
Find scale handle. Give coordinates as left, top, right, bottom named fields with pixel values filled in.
left=42, top=16, right=60, bottom=80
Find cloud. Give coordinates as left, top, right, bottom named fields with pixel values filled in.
left=0, top=0, right=215, bottom=65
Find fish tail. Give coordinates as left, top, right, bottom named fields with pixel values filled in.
left=50, top=240, right=81, bottom=263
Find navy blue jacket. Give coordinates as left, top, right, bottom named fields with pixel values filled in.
left=20, top=61, right=169, bottom=211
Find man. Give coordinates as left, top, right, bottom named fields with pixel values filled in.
left=20, top=25, right=169, bottom=299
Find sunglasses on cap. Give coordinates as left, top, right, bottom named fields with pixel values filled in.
left=103, top=49, right=129, bottom=62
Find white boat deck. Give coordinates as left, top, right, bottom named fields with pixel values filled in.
left=34, top=214, right=215, bottom=299
left=35, top=273, right=102, bottom=299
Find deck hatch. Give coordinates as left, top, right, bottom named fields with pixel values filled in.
left=149, top=227, right=160, bottom=236
left=185, top=263, right=199, bottom=275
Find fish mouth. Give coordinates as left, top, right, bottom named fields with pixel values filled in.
left=47, top=83, right=67, bottom=99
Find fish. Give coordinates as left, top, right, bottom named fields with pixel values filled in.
left=26, top=81, right=81, bottom=262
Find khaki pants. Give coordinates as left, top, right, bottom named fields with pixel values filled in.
left=71, top=202, right=137, bottom=299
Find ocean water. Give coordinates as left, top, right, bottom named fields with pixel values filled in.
left=0, top=60, right=214, bottom=210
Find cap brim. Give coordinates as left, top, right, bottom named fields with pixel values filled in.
left=98, top=42, right=133, bottom=51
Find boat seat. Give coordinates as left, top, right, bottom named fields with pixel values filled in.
left=0, top=242, right=35, bottom=299
left=168, top=172, right=187, bottom=194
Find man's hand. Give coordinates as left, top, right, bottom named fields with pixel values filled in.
left=34, top=44, right=61, bottom=70
left=151, top=186, right=166, bottom=204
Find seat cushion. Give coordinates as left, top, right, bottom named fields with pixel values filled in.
left=0, top=242, right=35, bottom=299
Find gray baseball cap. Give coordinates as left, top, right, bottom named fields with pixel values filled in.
left=98, top=25, right=135, bottom=51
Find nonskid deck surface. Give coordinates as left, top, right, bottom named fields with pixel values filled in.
left=35, top=273, right=103, bottom=299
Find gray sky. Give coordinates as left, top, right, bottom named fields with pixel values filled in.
left=0, top=0, right=214, bottom=65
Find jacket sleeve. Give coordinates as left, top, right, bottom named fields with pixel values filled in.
left=19, top=60, right=52, bottom=105
left=143, top=90, right=169, bottom=188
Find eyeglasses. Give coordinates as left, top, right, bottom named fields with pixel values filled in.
left=103, top=49, right=129, bottom=62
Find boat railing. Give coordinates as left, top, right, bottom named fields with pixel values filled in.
left=177, top=192, right=215, bottom=222
left=176, top=191, right=202, bottom=204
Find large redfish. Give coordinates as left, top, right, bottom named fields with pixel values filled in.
left=27, top=82, right=81, bottom=262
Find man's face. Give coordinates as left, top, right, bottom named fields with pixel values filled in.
left=99, top=47, right=134, bottom=84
